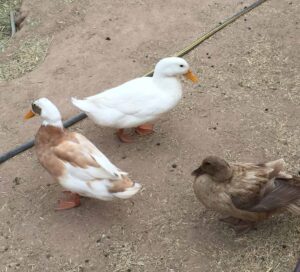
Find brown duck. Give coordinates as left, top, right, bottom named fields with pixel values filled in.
left=24, top=98, right=141, bottom=210
left=192, top=156, right=300, bottom=231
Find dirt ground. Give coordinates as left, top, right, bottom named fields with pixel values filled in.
left=0, top=0, right=300, bottom=271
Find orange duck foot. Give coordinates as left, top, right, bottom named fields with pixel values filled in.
left=55, top=192, right=81, bottom=211
left=116, top=129, right=134, bottom=143
left=135, top=124, right=154, bottom=136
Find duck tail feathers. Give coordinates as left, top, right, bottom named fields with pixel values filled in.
left=113, top=182, right=142, bottom=199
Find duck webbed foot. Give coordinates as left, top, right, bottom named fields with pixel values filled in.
left=116, top=129, right=134, bottom=143
left=233, top=220, right=256, bottom=234
left=135, top=124, right=154, bottom=136
left=220, top=216, right=256, bottom=234
left=55, top=191, right=81, bottom=210
left=219, top=216, right=241, bottom=226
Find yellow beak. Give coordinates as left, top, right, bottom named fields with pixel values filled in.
left=184, top=69, right=199, bottom=83
left=24, top=110, right=35, bottom=120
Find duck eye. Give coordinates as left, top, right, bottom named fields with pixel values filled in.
left=32, top=103, right=41, bottom=115
left=179, top=64, right=184, bottom=68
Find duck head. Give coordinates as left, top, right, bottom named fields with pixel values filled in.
left=192, top=156, right=233, bottom=182
left=153, top=57, right=198, bottom=83
left=24, top=98, right=63, bottom=128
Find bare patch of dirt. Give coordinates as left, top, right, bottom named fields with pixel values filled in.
left=0, top=0, right=299, bottom=271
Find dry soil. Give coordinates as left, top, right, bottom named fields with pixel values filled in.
left=0, top=0, right=300, bottom=271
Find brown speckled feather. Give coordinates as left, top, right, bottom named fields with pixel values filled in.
left=228, top=162, right=282, bottom=210
left=227, top=161, right=300, bottom=217
left=248, top=176, right=300, bottom=213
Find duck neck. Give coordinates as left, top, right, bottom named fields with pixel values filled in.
left=42, top=119, right=63, bottom=128
left=36, top=124, right=65, bottom=149
left=213, top=168, right=233, bottom=183
left=153, top=73, right=182, bottom=92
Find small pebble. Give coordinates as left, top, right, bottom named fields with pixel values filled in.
left=13, top=177, right=21, bottom=186
left=0, top=246, right=8, bottom=252
left=105, top=37, right=111, bottom=41
left=171, top=164, right=177, bottom=169
left=46, top=254, right=52, bottom=259
left=156, top=142, right=161, bottom=146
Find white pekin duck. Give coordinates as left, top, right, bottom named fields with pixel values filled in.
left=71, top=57, right=198, bottom=143
left=24, top=98, right=141, bottom=210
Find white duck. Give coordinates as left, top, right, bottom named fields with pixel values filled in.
left=72, top=57, right=198, bottom=143
left=24, top=98, right=141, bottom=210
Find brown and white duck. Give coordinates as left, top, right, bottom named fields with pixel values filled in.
left=192, top=156, right=300, bottom=232
left=25, top=98, right=141, bottom=210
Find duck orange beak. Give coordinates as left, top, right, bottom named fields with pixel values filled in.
left=24, top=110, right=35, bottom=120
left=184, top=69, right=199, bottom=83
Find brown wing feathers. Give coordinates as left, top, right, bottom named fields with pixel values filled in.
left=53, top=141, right=99, bottom=168
left=238, top=177, right=300, bottom=213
